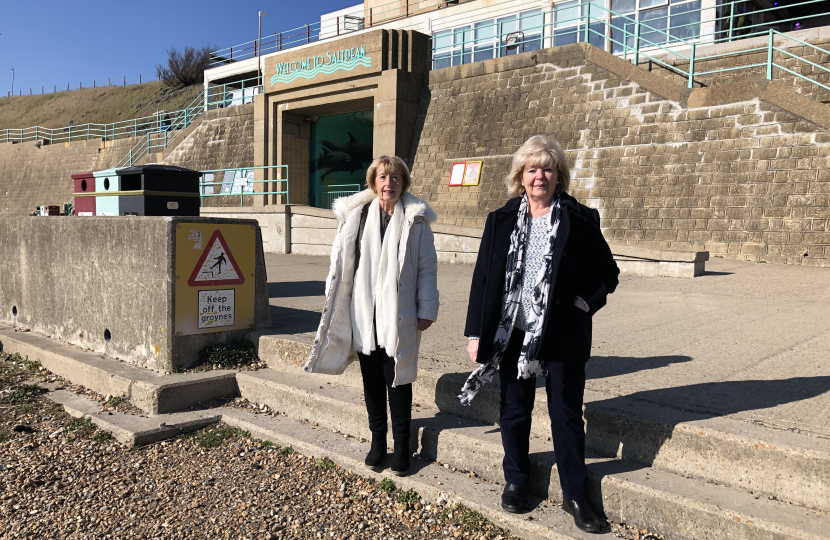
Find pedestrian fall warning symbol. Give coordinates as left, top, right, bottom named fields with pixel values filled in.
left=188, top=230, right=246, bottom=286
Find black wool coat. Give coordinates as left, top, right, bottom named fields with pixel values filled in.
left=464, top=194, right=620, bottom=365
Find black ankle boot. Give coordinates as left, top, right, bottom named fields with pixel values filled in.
left=562, top=499, right=602, bottom=533
left=390, top=441, right=410, bottom=476
left=501, top=483, right=526, bottom=513
left=365, top=433, right=387, bottom=471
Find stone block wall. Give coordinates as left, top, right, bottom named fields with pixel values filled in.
left=409, top=42, right=830, bottom=266
left=0, top=135, right=145, bottom=216
left=0, top=104, right=255, bottom=216
left=162, top=104, right=255, bottom=208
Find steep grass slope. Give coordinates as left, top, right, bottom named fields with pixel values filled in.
left=0, top=82, right=202, bottom=131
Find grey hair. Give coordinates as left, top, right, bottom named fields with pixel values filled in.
left=504, top=135, right=571, bottom=197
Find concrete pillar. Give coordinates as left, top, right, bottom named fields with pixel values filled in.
left=374, top=68, right=424, bottom=164
left=253, top=93, right=269, bottom=206
left=278, top=111, right=311, bottom=206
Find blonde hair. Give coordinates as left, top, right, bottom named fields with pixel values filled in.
left=366, top=156, right=412, bottom=194
left=504, top=135, right=571, bottom=198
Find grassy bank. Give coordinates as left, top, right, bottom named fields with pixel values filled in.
left=0, top=82, right=201, bottom=131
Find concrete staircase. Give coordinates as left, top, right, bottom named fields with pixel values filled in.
left=240, top=332, right=830, bottom=540
left=4, top=322, right=829, bottom=539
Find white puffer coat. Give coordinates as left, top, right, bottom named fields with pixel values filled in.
left=304, top=189, right=439, bottom=386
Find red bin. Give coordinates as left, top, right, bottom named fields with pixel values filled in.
left=71, top=171, right=97, bottom=216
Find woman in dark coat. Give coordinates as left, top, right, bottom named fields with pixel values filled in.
left=462, top=135, right=619, bottom=533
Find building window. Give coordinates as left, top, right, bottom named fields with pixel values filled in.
left=431, top=0, right=700, bottom=69
left=433, top=26, right=471, bottom=69
left=609, top=0, right=701, bottom=53
left=432, top=8, right=548, bottom=69
left=473, top=20, right=495, bottom=62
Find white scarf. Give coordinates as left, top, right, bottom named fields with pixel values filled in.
left=352, top=197, right=405, bottom=357
left=457, top=194, right=562, bottom=405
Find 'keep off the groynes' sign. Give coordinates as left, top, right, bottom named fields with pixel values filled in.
left=174, top=224, right=256, bottom=336
left=271, top=45, right=371, bottom=86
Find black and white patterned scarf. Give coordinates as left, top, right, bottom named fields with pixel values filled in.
left=457, top=194, right=562, bottom=406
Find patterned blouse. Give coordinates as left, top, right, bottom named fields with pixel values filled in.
left=515, top=213, right=550, bottom=331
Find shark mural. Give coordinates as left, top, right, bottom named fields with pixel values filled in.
left=319, top=133, right=373, bottom=166
left=316, top=148, right=363, bottom=181
left=309, top=110, right=374, bottom=208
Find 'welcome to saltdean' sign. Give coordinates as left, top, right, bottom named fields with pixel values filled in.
left=270, top=45, right=371, bottom=86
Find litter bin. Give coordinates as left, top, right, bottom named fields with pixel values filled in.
left=115, top=164, right=201, bottom=216
left=93, top=168, right=121, bottom=216
left=116, top=164, right=200, bottom=193
left=70, top=171, right=97, bottom=216
left=94, top=168, right=120, bottom=192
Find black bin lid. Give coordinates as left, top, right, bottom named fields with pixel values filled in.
left=116, top=164, right=200, bottom=177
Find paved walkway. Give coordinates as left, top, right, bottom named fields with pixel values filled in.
left=264, top=253, right=830, bottom=439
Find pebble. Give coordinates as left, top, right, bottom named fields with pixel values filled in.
left=0, top=353, right=656, bottom=540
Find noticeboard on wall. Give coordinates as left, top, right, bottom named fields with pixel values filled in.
left=462, top=161, right=482, bottom=186
left=449, top=162, right=466, bottom=186
left=448, top=160, right=483, bottom=187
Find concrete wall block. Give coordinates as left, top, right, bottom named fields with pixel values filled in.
left=0, top=216, right=270, bottom=371
left=292, top=227, right=338, bottom=246
left=290, top=243, right=333, bottom=257
left=291, top=214, right=339, bottom=229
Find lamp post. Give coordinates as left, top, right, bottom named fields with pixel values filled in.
left=10, top=69, right=14, bottom=96
left=258, top=11, right=270, bottom=84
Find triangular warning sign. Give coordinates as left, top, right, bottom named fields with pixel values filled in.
left=188, top=230, right=246, bottom=287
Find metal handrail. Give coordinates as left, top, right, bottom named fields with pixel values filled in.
left=209, top=0, right=828, bottom=70
left=199, top=165, right=289, bottom=207
left=209, top=0, right=476, bottom=67
left=428, top=0, right=830, bottom=93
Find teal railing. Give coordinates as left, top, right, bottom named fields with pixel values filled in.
left=199, top=165, right=289, bottom=207
left=3, top=75, right=264, bottom=166
left=208, top=0, right=462, bottom=67
left=430, top=0, right=830, bottom=92
left=114, top=76, right=264, bottom=167
left=321, top=183, right=362, bottom=210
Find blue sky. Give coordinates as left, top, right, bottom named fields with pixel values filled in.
left=0, top=0, right=356, bottom=95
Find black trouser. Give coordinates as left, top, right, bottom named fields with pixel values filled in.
left=499, top=330, right=589, bottom=500
left=358, top=347, right=412, bottom=443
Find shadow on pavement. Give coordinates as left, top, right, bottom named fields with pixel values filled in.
left=582, top=375, right=830, bottom=514
left=429, top=363, right=830, bottom=516
left=586, top=354, right=693, bottom=379
left=268, top=281, right=326, bottom=298
left=269, top=305, right=323, bottom=334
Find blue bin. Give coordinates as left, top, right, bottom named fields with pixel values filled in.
left=93, top=168, right=121, bottom=193
left=96, top=196, right=120, bottom=216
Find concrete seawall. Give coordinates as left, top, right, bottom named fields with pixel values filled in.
left=0, top=216, right=271, bottom=371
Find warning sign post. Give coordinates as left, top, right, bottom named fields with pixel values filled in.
left=175, top=223, right=256, bottom=335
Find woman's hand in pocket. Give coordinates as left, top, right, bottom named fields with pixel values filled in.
left=574, top=297, right=589, bottom=312
left=417, top=318, right=433, bottom=331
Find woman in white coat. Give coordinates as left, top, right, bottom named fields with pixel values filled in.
left=304, top=155, right=439, bottom=476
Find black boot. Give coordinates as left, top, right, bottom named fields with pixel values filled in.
left=390, top=441, right=410, bottom=476
left=501, top=483, right=526, bottom=513
left=562, top=499, right=602, bottom=533
left=365, top=432, right=387, bottom=472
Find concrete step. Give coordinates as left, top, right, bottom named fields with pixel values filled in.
left=254, top=333, right=830, bottom=513
left=37, top=378, right=604, bottom=540
left=220, top=408, right=605, bottom=540
left=42, top=382, right=221, bottom=446
left=0, top=325, right=238, bottom=414
left=236, top=368, right=830, bottom=540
